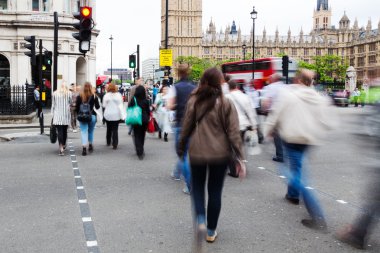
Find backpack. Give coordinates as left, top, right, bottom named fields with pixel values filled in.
left=77, top=100, right=92, bottom=122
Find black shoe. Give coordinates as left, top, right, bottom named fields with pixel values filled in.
left=138, top=154, right=145, bottom=160
left=158, top=131, right=162, bottom=139
left=285, top=194, right=299, bottom=205
left=336, top=225, right=365, bottom=249
left=164, top=133, right=168, bottom=142
left=113, top=145, right=117, bottom=150
left=272, top=156, right=284, bottom=163
left=301, top=218, right=327, bottom=232
left=82, top=147, right=87, bottom=156
left=89, top=144, right=93, bottom=152
left=227, top=172, right=239, bottom=178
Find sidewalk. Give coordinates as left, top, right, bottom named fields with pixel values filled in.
left=0, top=109, right=52, bottom=130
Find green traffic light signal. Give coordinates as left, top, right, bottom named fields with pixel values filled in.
left=129, top=55, right=136, bottom=68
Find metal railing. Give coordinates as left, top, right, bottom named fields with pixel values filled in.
left=0, top=84, right=35, bottom=115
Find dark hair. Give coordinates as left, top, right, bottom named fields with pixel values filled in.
left=193, top=67, right=223, bottom=110
left=228, top=80, right=238, bottom=90
left=134, top=85, right=146, bottom=100
left=224, top=74, right=231, bottom=83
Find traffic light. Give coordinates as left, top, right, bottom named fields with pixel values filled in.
left=24, top=36, right=36, bottom=66
left=44, top=51, right=52, bottom=66
left=282, top=55, right=289, bottom=77
left=129, top=55, right=136, bottom=68
left=72, top=6, right=93, bottom=53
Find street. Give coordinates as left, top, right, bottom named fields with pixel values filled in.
left=0, top=107, right=379, bottom=253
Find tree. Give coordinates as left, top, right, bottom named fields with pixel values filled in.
left=298, top=55, right=348, bottom=82
left=175, top=56, right=235, bottom=81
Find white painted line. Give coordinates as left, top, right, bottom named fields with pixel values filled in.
left=279, top=176, right=286, bottom=179
left=79, top=199, right=87, bottom=203
left=73, top=167, right=79, bottom=170
left=77, top=186, right=84, bottom=190
left=70, top=150, right=74, bottom=152
left=82, top=217, right=92, bottom=222
left=72, top=160, right=77, bottom=163
left=70, top=155, right=76, bottom=157
left=305, top=186, right=314, bottom=190
left=336, top=200, right=348, bottom=204
left=74, top=176, right=81, bottom=179
left=86, top=241, right=98, bottom=247
left=258, top=167, right=266, bottom=170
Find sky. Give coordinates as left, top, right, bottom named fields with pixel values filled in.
left=95, top=0, right=380, bottom=74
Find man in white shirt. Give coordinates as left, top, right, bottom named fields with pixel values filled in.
left=263, top=73, right=286, bottom=162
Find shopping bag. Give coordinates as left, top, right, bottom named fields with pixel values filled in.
left=245, top=130, right=262, bottom=155
left=125, top=97, right=142, bottom=126
left=147, top=113, right=156, bottom=133
left=50, top=120, right=57, bottom=144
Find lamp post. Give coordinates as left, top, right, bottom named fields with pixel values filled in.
left=109, top=35, right=113, bottom=80
left=242, top=44, right=247, bottom=60
left=250, top=6, right=257, bottom=81
left=152, top=64, right=155, bottom=84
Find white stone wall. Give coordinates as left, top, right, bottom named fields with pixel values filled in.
left=0, top=0, right=98, bottom=87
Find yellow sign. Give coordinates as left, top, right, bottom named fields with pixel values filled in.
left=57, top=74, right=63, bottom=80
left=42, top=92, right=46, bottom=101
left=160, top=49, right=173, bottom=67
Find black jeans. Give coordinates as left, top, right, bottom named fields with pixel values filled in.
left=133, top=124, right=147, bottom=156
left=191, top=163, right=228, bottom=230
left=106, top=120, right=119, bottom=147
left=56, top=125, right=68, bottom=146
left=273, top=131, right=284, bottom=159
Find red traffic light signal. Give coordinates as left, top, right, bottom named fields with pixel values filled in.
left=81, top=7, right=91, bottom=18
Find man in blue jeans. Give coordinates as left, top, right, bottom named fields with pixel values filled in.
left=167, top=64, right=195, bottom=194
left=264, top=69, right=333, bottom=230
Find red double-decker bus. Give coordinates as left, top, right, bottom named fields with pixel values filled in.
left=221, top=57, right=298, bottom=90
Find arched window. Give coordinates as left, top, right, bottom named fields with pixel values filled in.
left=0, top=54, right=10, bottom=86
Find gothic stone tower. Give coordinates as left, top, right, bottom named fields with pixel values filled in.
left=161, top=0, right=203, bottom=63
left=313, top=0, right=332, bottom=30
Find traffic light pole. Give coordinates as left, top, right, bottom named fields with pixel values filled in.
left=53, top=12, right=58, bottom=92
left=164, top=0, right=171, bottom=84
left=137, top=45, right=140, bottom=79
left=39, top=39, right=43, bottom=91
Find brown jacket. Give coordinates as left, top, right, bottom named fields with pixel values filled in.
left=179, top=95, right=244, bottom=165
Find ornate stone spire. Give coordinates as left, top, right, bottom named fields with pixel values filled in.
left=353, top=18, right=359, bottom=30
left=366, top=18, right=372, bottom=37
left=299, top=27, right=304, bottom=43
left=275, top=27, right=279, bottom=43
left=287, top=27, right=292, bottom=43
left=262, top=27, right=267, bottom=43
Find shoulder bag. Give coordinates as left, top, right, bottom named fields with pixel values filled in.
left=125, top=97, right=142, bottom=126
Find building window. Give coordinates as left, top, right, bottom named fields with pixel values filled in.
left=43, top=0, right=49, bottom=12
left=32, top=0, right=39, bottom=11
left=369, top=43, right=376, bottom=52
left=304, top=48, right=309, bottom=56
left=316, top=49, right=321, bottom=56
left=0, top=0, right=7, bottom=10
left=350, top=58, right=355, bottom=66
left=358, top=45, right=365, bottom=53
left=230, top=48, right=235, bottom=55
left=328, top=49, right=334, bottom=55
left=217, top=48, right=222, bottom=54
left=267, top=48, right=272, bottom=56
left=0, top=54, right=10, bottom=86
left=358, top=57, right=365, bottom=67
left=73, top=0, right=80, bottom=13
left=350, top=47, right=355, bottom=54
left=292, top=48, right=297, bottom=56
left=368, top=70, right=376, bottom=79
left=368, top=55, right=376, bottom=64
left=204, top=48, right=210, bottom=54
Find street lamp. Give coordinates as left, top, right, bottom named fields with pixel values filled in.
left=242, top=44, right=247, bottom=60
left=152, top=64, right=155, bottom=84
left=250, top=6, right=258, bottom=81
left=109, top=35, right=113, bottom=80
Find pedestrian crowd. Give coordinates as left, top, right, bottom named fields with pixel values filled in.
left=49, top=65, right=379, bottom=252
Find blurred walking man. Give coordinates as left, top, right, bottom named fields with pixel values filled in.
left=264, top=69, right=333, bottom=230
left=167, top=64, right=195, bottom=194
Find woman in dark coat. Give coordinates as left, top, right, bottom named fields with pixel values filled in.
left=128, top=85, right=150, bottom=160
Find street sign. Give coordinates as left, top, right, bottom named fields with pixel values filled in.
left=160, top=49, right=173, bottom=67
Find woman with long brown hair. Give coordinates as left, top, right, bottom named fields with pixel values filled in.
left=178, top=68, right=245, bottom=248
left=76, top=82, right=100, bottom=156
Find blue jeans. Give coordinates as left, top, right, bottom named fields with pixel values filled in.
left=174, top=127, right=191, bottom=189
left=79, top=115, right=97, bottom=146
left=284, top=143, right=325, bottom=220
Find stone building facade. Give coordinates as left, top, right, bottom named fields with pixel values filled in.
left=161, top=0, right=380, bottom=82
left=0, top=0, right=98, bottom=88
